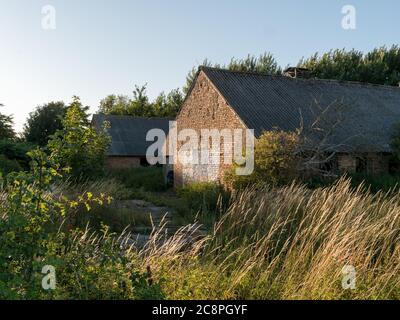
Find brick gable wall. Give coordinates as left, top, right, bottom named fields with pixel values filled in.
left=175, top=71, right=247, bottom=186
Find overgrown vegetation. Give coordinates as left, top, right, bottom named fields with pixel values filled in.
left=23, top=101, right=67, bottom=146
left=98, top=85, right=183, bottom=118
left=0, top=104, right=15, bottom=140
left=48, top=97, right=110, bottom=181
left=149, top=179, right=400, bottom=300
left=0, top=149, right=163, bottom=299
left=107, top=168, right=229, bottom=229
left=225, top=130, right=301, bottom=189
left=109, top=167, right=167, bottom=193
left=3, top=150, right=398, bottom=300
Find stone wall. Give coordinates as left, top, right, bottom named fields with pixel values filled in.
left=175, top=71, right=247, bottom=187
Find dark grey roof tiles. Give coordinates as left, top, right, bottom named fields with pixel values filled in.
left=201, top=67, right=400, bottom=152
left=92, top=115, right=171, bottom=156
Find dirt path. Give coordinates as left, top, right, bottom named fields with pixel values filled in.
left=113, top=199, right=206, bottom=249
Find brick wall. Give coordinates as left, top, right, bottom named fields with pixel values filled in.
left=175, top=71, right=247, bottom=186
left=337, top=153, right=390, bottom=175
left=366, top=153, right=391, bottom=175
left=337, top=154, right=357, bottom=173
left=106, top=156, right=141, bottom=170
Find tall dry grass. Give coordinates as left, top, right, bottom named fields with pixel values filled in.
left=143, top=178, right=400, bottom=300
left=1, top=177, right=398, bottom=299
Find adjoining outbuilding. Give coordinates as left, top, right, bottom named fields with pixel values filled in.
left=92, top=114, right=171, bottom=170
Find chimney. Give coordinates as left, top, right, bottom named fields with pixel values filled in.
left=283, top=67, right=311, bottom=79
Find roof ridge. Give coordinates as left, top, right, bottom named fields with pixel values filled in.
left=199, top=65, right=400, bottom=91
left=93, top=114, right=174, bottom=121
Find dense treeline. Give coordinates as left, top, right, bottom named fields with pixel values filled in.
left=298, top=46, right=400, bottom=86
left=98, top=85, right=183, bottom=118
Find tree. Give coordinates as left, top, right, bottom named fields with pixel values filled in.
left=48, top=96, right=110, bottom=180
left=228, top=53, right=281, bottom=74
left=153, top=88, right=184, bottom=118
left=128, top=85, right=152, bottom=116
left=98, top=95, right=130, bottom=115
left=0, top=139, right=34, bottom=171
left=23, top=101, right=67, bottom=146
left=98, top=85, right=184, bottom=118
left=0, top=104, right=15, bottom=140
left=298, top=46, right=400, bottom=86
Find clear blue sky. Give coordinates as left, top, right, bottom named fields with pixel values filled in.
left=1, top=0, right=399, bottom=132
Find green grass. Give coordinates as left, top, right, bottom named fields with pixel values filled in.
left=108, top=166, right=167, bottom=192
left=305, top=173, right=400, bottom=194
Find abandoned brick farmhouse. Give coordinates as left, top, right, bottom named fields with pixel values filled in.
left=174, top=66, right=400, bottom=186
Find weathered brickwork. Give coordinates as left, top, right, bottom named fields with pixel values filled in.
left=337, top=153, right=390, bottom=175
left=337, top=154, right=357, bottom=173
left=106, top=157, right=140, bottom=170
left=366, top=153, right=391, bottom=175
left=175, top=71, right=247, bottom=187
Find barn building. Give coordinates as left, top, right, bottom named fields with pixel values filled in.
left=174, top=66, right=400, bottom=186
left=92, top=114, right=171, bottom=170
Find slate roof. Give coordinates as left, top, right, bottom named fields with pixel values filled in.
left=200, top=66, right=400, bottom=153
left=92, top=115, right=171, bottom=156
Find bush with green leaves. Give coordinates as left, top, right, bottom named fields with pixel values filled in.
left=225, top=130, right=301, bottom=189
left=0, top=139, right=35, bottom=171
left=48, top=96, right=110, bottom=181
left=0, top=155, right=22, bottom=176
left=0, top=149, right=164, bottom=300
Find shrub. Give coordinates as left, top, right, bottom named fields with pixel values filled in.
left=0, top=149, right=164, bottom=300
left=40, top=226, right=164, bottom=300
left=225, top=130, right=300, bottom=189
left=1, top=148, right=399, bottom=299
left=48, top=96, right=110, bottom=181
left=0, top=139, right=35, bottom=170
left=0, top=155, right=22, bottom=176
